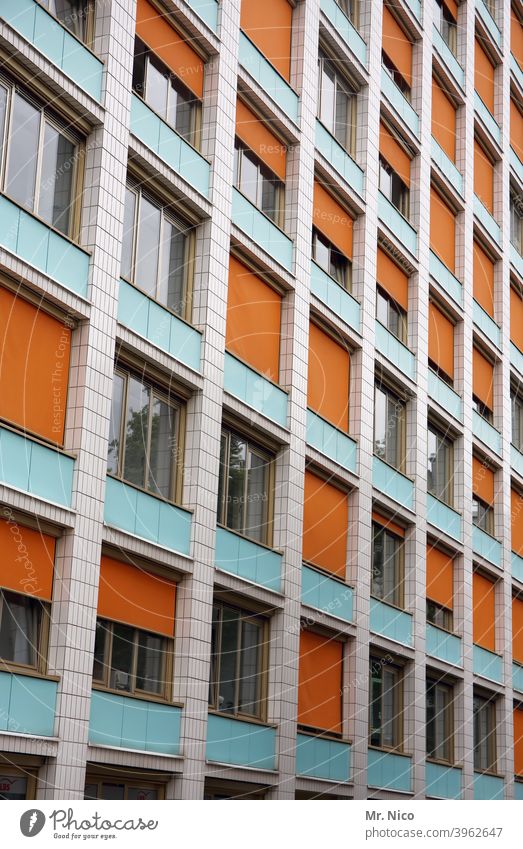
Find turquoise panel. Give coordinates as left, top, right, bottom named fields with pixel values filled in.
left=433, top=26, right=465, bottom=88
left=515, top=782, right=523, bottom=800
left=0, top=672, right=57, bottom=737
left=0, top=194, right=18, bottom=253
left=0, top=426, right=73, bottom=507
left=215, top=526, right=282, bottom=591
left=0, top=427, right=31, bottom=492
left=425, top=761, right=462, bottom=799
left=381, top=68, right=419, bottom=138
left=474, top=195, right=500, bottom=244
left=17, top=209, right=50, bottom=270
left=512, top=55, right=523, bottom=93
left=431, top=138, right=464, bottom=196
left=472, top=410, right=501, bottom=456
left=104, top=476, right=191, bottom=555
left=130, top=95, right=210, bottom=198
left=372, top=455, right=414, bottom=510
left=184, top=0, right=219, bottom=31
left=427, top=494, right=462, bottom=542
left=368, top=748, right=413, bottom=793
left=426, top=624, right=462, bottom=666
left=320, top=0, right=366, bottom=63
left=375, top=321, right=416, bottom=380
left=474, top=93, right=501, bottom=146
left=206, top=713, right=276, bottom=770
left=46, top=231, right=89, bottom=297
left=141, top=299, right=169, bottom=352
left=301, top=564, right=353, bottom=623
left=369, top=598, right=413, bottom=646
left=511, top=343, right=523, bottom=378
left=88, top=690, right=181, bottom=755
left=404, top=0, right=422, bottom=23
left=511, top=148, right=523, bottom=186
left=296, top=733, right=351, bottom=782
left=429, top=250, right=463, bottom=306
left=473, top=645, right=503, bottom=684
left=473, top=772, right=504, bottom=800
left=476, top=0, right=501, bottom=50
left=231, top=188, right=293, bottom=271
left=238, top=32, right=299, bottom=123
left=472, top=524, right=502, bottom=567
left=427, top=370, right=463, bottom=422
left=306, top=408, right=358, bottom=473
left=315, top=120, right=365, bottom=198
left=513, top=551, right=523, bottom=584
left=511, top=245, right=523, bottom=281
left=473, top=299, right=501, bottom=348
left=310, top=260, right=360, bottom=333
left=513, top=662, right=523, bottom=694
left=0, top=0, right=103, bottom=101
left=378, top=191, right=417, bottom=257
left=117, top=279, right=149, bottom=336
left=223, top=352, right=288, bottom=427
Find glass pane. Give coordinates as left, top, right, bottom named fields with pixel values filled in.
left=169, top=80, right=193, bottom=143
left=374, top=386, right=387, bottom=459
left=0, top=592, right=38, bottom=666
left=0, top=776, right=28, bottom=800
left=312, top=230, right=330, bottom=272
left=426, top=684, right=436, bottom=757
left=376, top=291, right=389, bottom=328
left=132, top=41, right=147, bottom=97
left=383, top=532, right=399, bottom=605
left=38, top=123, right=75, bottom=235
left=245, top=450, right=268, bottom=542
left=92, top=620, right=107, bottom=681
left=379, top=161, right=392, bottom=199
left=217, top=607, right=239, bottom=713
left=217, top=434, right=228, bottom=525
left=261, top=176, right=278, bottom=223
left=107, top=372, right=125, bottom=476
left=238, top=619, right=262, bottom=717
left=123, top=376, right=150, bottom=489
left=0, top=85, right=8, bottom=166
left=136, top=631, right=165, bottom=695
left=238, top=148, right=259, bottom=206
left=84, top=783, right=97, bottom=800
left=147, top=396, right=176, bottom=498
left=209, top=605, right=220, bottom=706
left=53, top=0, right=87, bottom=40
left=386, top=394, right=403, bottom=469
left=109, top=623, right=134, bottom=692
left=369, top=662, right=382, bottom=747
left=334, top=85, right=349, bottom=148
left=330, top=247, right=347, bottom=287
left=121, top=188, right=137, bottom=281
left=135, top=196, right=161, bottom=297
left=319, top=59, right=335, bottom=131
left=127, top=786, right=159, bottom=800
left=145, top=56, right=169, bottom=120
left=435, top=685, right=450, bottom=761
left=225, top=435, right=247, bottom=533
left=371, top=526, right=384, bottom=599
left=6, top=94, right=40, bottom=212
left=427, top=429, right=451, bottom=504
left=100, top=783, right=125, bottom=800
left=382, top=669, right=397, bottom=747
left=159, top=217, right=186, bottom=315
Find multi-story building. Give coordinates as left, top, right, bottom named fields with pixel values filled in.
left=0, top=0, right=522, bottom=802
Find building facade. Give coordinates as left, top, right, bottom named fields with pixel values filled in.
left=0, top=0, right=522, bottom=801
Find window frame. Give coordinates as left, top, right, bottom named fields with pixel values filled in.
left=427, top=424, right=454, bottom=507
left=381, top=51, right=412, bottom=101
left=371, top=522, right=405, bottom=609
left=472, top=494, right=495, bottom=536
left=379, top=155, right=410, bottom=219
left=317, top=49, right=357, bottom=156
left=376, top=286, right=408, bottom=344
left=42, top=0, right=95, bottom=47
left=84, top=775, right=166, bottom=800
left=0, top=588, right=50, bottom=677
left=473, top=693, right=497, bottom=773
left=433, top=0, right=458, bottom=56
left=512, top=389, right=523, bottom=451
left=311, top=226, right=351, bottom=290
left=369, top=656, right=404, bottom=752
left=233, top=139, right=285, bottom=228
left=510, top=192, right=523, bottom=254
left=426, top=678, right=454, bottom=765
left=0, top=765, right=37, bottom=800
left=426, top=599, right=453, bottom=632
left=373, top=382, right=407, bottom=473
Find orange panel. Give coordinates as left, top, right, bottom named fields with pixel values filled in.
left=428, top=302, right=454, bottom=380
left=240, top=0, right=293, bottom=80
left=136, top=0, right=204, bottom=98
left=0, top=518, right=54, bottom=601
left=475, top=39, right=495, bottom=114
left=382, top=5, right=412, bottom=87
left=513, top=596, right=523, bottom=664
left=307, top=323, right=350, bottom=431
left=512, top=489, right=523, bottom=555
left=0, top=287, right=71, bottom=444
left=473, top=347, right=494, bottom=411
left=303, top=471, right=348, bottom=578
left=372, top=510, right=405, bottom=538
left=473, top=241, right=494, bottom=318
left=511, top=287, right=523, bottom=352
left=512, top=9, right=523, bottom=70
left=235, top=99, right=286, bottom=181
left=511, top=98, right=523, bottom=162
left=380, top=122, right=411, bottom=187
left=430, top=187, right=456, bottom=272
left=313, top=181, right=353, bottom=259
left=376, top=248, right=408, bottom=311
left=226, top=256, right=282, bottom=382
left=98, top=556, right=176, bottom=637
left=473, top=572, right=496, bottom=651
left=472, top=456, right=494, bottom=505
left=298, top=630, right=343, bottom=733
left=426, top=545, right=453, bottom=610
left=432, top=77, right=456, bottom=162
left=474, top=140, right=494, bottom=214
left=443, top=0, right=458, bottom=20
left=514, top=707, right=523, bottom=776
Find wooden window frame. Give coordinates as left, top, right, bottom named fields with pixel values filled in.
left=369, top=655, right=404, bottom=752
left=371, top=522, right=405, bottom=609
left=374, top=381, right=407, bottom=474
left=311, top=226, right=352, bottom=290
left=427, top=423, right=454, bottom=507
left=473, top=692, right=498, bottom=774
left=472, top=494, right=495, bottom=536
left=0, top=588, right=50, bottom=678
left=426, top=678, right=455, bottom=765
left=317, top=48, right=357, bottom=156
left=512, top=389, right=523, bottom=452
left=426, top=599, right=453, bottom=632
left=379, top=155, right=410, bottom=219
left=233, top=139, right=285, bottom=229
left=376, top=285, right=408, bottom=344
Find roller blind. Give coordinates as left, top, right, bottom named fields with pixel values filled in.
left=298, top=630, right=343, bottom=733
left=512, top=489, right=523, bottom=555
left=372, top=511, right=405, bottom=538
left=474, top=139, right=494, bottom=214
left=240, top=0, right=293, bottom=80
left=308, top=323, right=350, bottom=431
left=236, top=98, right=286, bottom=181
left=511, top=286, right=523, bottom=352
left=514, top=706, right=523, bottom=776
left=511, top=98, right=523, bottom=162
left=475, top=38, right=495, bottom=114
left=512, top=8, right=523, bottom=70
left=472, top=456, right=494, bottom=505
left=98, top=555, right=177, bottom=637
left=0, top=519, right=55, bottom=601
left=382, top=5, right=412, bottom=87
left=376, top=247, right=408, bottom=311
left=442, top=0, right=457, bottom=20
left=473, top=347, right=494, bottom=411
left=473, top=572, right=496, bottom=651
left=428, top=302, right=454, bottom=380
left=473, top=241, right=495, bottom=318
left=303, top=471, right=348, bottom=578
left=380, top=122, right=411, bottom=187
left=313, top=181, right=353, bottom=258
left=430, top=187, right=456, bottom=272
left=431, top=77, right=456, bottom=162
left=513, top=596, right=523, bottom=664
left=426, top=545, right=453, bottom=610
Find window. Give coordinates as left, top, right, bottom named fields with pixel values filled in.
left=511, top=193, right=523, bottom=253
left=472, top=395, right=493, bottom=424
left=379, top=156, right=409, bottom=218
left=335, top=0, right=356, bottom=23
left=209, top=603, right=267, bottom=720
left=376, top=287, right=407, bottom=343
left=132, top=39, right=201, bottom=149
left=93, top=619, right=171, bottom=699
left=0, top=768, right=35, bottom=800
left=121, top=182, right=192, bottom=318
left=85, top=778, right=164, bottom=800
left=472, top=496, right=494, bottom=535
left=42, top=0, right=91, bottom=42
left=512, top=390, right=523, bottom=451
left=0, top=83, right=79, bottom=237
left=427, top=600, right=452, bottom=631
left=433, top=0, right=457, bottom=56
left=473, top=694, right=497, bottom=772
left=312, top=227, right=350, bottom=287
left=374, top=383, right=406, bottom=471
left=217, top=429, right=273, bottom=545
left=371, top=523, right=403, bottom=607
left=369, top=657, right=402, bottom=749
left=234, top=140, right=284, bottom=226
left=107, top=367, right=181, bottom=501
left=427, top=426, right=453, bottom=506
left=317, top=50, right=356, bottom=152
left=426, top=679, right=453, bottom=763
left=0, top=589, right=46, bottom=671
left=382, top=52, right=411, bottom=100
